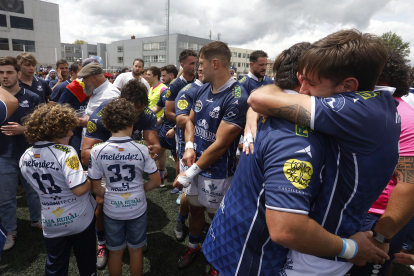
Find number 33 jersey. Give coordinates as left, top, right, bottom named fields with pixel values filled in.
left=88, top=137, right=158, bottom=220
left=20, top=141, right=96, bottom=238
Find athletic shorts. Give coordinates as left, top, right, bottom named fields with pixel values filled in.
left=103, top=211, right=147, bottom=251
left=158, top=126, right=176, bottom=154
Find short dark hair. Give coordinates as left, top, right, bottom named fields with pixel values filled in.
left=179, top=49, right=197, bottom=63
left=250, top=50, right=268, bottom=63
left=199, top=41, right=231, bottom=66
left=377, top=48, right=410, bottom=98
left=56, top=59, right=68, bottom=68
left=70, top=61, right=81, bottom=73
left=133, top=58, right=144, bottom=67
left=101, top=98, right=138, bottom=133
left=161, top=65, right=178, bottom=78
left=148, top=66, right=161, bottom=80
left=0, top=56, right=20, bottom=72
left=273, top=42, right=311, bottom=90
left=121, top=79, right=149, bottom=106
left=298, top=29, right=388, bottom=91
left=121, top=67, right=129, bottom=73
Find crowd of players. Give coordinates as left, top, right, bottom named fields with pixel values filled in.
left=1, top=28, right=414, bottom=276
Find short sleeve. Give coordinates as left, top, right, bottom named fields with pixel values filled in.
left=0, top=99, right=7, bottom=124
left=45, top=82, right=53, bottom=96
left=50, top=86, right=62, bottom=103
left=113, top=74, right=124, bottom=89
left=222, top=87, right=249, bottom=129
left=85, top=115, right=108, bottom=141
left=156, top=94, right=164, bottom=108
left=142, top=146, right=158, bottom=175
left=142, top=111, right=158, bottom=131
left=262, top=127, right=324, bottom=215
left=61, top=147, right=87, bottom=190
left=176, top=90, right=193, bottom=116
left=87, top=147, right=103, bottom=180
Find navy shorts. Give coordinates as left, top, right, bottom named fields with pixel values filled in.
left=158, top=126, right=176, bottom=154
left=103, top=211, right=147, bottom=251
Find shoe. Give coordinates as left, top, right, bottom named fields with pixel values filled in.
left=3, top=230, right=17, bottom=251
left=159, top=171, right=168, bottom=187
left=176, top=191, right=184, bottom=205
left=174, top=220, right=185, bottom=241
left=206, top=266, right=220, bottom=276
left=31, top=220, right=43, bottom=230
left=178, top=246, right=201, bottom=268
left=17, top=185, right=26, bottom=196
left=410, top=265, right=414, bottom=273
left=96, top=244, right=108, bottom=270
left=170, top=187, right=180, bottom=194
left=143, top=243, right=148, bottom=253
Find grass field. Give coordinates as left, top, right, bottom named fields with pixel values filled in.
left=1, top=152, right=414, bottom=276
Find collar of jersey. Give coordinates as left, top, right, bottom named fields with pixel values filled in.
left=108, top=137, right=133, bottom=143
left=195, top=79, right=203, bottom=86
left=374, top=85, right=396, bottom=95
left=212, top=77, right=236, bottom=94
left=33, top=141, right=55, bottom=148
left=248, top=71, right=263, bottom=82
left=284, top=89, right=299, bottom=94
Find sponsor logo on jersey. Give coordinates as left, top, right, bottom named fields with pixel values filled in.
left=182, top=84, right=191, bottom=92
left=232, top=99, right=238, bottom=105
left=356, top=91, right=381, bottom=100
left=66, top=155, right=80, bottom=170
left=87, top=121, right=97, bottom=133
left=34, top=154, right=40, bottom=158
left=54, top=144, right=71, bottom=154
left=209, top=106, right=220, bottom=119
left=37, top=85, right=43, bottom=91
left=232, top=85, right=242, bottom=98
left=96, top=108, right=103, bottom=117
left=177, top=99, right=188, bottom=110
left=92, top=142, right=105, bottom=148
left=206, top=98, right=214, bottom=103
left=208, top=183, right=218, bottom=192
left=181, top=94, right=186, bottom=98
left=283, top=159, right=313, bottom=190
left=201, top=183, right=223, bottom=197
left=23, top=159, right=57, bottom=170
left=135, top=140, right=148, bottom=147
left=120, top=192, right=132, bottom=200
left=295, top=145, right=312, bottom=158
left=194, top=100, right=203, bottom=112
left=197, top=119, right=209, bottom=130
left=225, top=106, right=239, bottom=118
left=166, top=89, right=171, bottom=98
left=19, top=100, right=29, bottom=107
left=144, top=106, right=152, bottom=115
left=100, top=153, right=142, bottom=161
left=51, top=207, right=65, bottom=218
left=195, top=126, right=216, bottom=142
left=239, top=76, right=247, bottom=83
left=321, top=94, right=345, bottom=112
left=295, top=124, right=309, bottom=137
left=261, top=118, right=267, bottom=123
left=118, top=148, right=124, bottom=152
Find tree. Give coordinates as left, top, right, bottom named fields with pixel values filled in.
left=381, top=32, right=410, bottom=61
left=74, top=39, right=87, bottom=45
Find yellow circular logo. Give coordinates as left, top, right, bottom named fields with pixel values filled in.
left=177, top=100, right=188, bottom=110
left=87, top=121, right=97, bottom=133
left=283, top=159, right=313, bottom=190
left=66, top=155, right=80, bottom=170
left=166, top=89, right=171, bottom=98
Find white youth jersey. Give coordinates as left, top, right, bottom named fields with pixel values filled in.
left=113, top=72, right=150, bottom=93
left=20, top=141, right=96, bottom=238
left=88, top=137, right=158, bottom=220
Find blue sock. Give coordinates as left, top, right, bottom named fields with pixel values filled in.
left=95, top=228, right=106, bottom=245
left=177, top=212, right=188, bottom=224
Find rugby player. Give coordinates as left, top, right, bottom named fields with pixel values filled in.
left=113, top=58, right=150, bottom=93
left=238, top=50, right=273, bottom=95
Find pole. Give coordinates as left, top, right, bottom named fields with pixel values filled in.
left=23, top=44, right=25, bottom=52
left=166, top=0, right=170, bottom=65
left=55, top=47, right=57, bottom=63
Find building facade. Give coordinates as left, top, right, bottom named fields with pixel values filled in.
left=228, top=46, right=255, bottom=76
left=0, top=0, right=61, bottom=69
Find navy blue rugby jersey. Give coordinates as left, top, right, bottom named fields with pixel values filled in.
left=156, top=89, right=175, bottom=131
left=175, top=79, right=203, bottom=159
left=192, top=78, right=249, bottom=179
left=85, top=99, right=157, bottom=142
left=165, top=75, right=195, bottom=102
left=239, top=72, right=273, bottom=95
left=203, top=117, right=326, bottom=276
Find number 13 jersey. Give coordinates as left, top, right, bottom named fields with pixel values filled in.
left=88, top=137, right=158, bottom=220
left=20, top=141, right=96, bottom=238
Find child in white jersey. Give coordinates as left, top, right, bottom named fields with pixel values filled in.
left=20, top=104, right=96, bottom=276
left=88, top=98, right=160, bottom=276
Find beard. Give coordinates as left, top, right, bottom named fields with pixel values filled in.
left=132, top=70, right=141, bottom=77
left=253, top=70, right=266, bottom=79
left=84, top=83, right=94, bottom=96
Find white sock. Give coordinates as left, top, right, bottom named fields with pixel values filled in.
left=189, top=242, right=199, bottom=249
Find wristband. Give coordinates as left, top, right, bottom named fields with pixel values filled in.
left=177, top=164, right=202, bottom=188
left=185, top=141, right=194, bottom=150
left=338, top=238, right=358, bottom=259
left=243, top=133, right=254, bottom=149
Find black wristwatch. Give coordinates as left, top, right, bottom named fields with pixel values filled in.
left=372, top=230, right=392, bottom=243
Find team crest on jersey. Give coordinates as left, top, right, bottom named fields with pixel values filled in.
left=283, top=159, right=313, bottom=190
left=209, top=107, right=220, bottom=119
left=177, top=100, right=188, bottom=110
left=197, top=119, right=209, bottom=130
left=239, top=76, right=247, bottom=84
left=135, top=140, right=148, bottom=147
left=54, top=144, right=71, bottom=154
left=321, top=94, right=345, bottom=112
left=232, top=85, right=242, bottom=98
left=194, top=100, right=203, bottom=112
left=121, top=193, right=132, bottom=200
left=96, top=108, right=103, bottom=117
left=51, top=207, right=65, bottom=218
left=87, top=121, right=97, bottom=133
left=144, top=107, right=152, bottom=115
left=37, top=85, right=43, bottom=91
left=295, top=124, right=309, bottom=137
left=225, top=106, right=239, bottom=118
left=66, top=155, right=80, bottom=170
left=92, top=142, right=105, bottom=148
left=166, top=89, right=171, bottom=98
left=356, top=91, right=381, bottom=100
left=19, top=100, right=29, bottom=107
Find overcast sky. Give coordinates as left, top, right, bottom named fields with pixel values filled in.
left=49, top=0, right=414, bottom=65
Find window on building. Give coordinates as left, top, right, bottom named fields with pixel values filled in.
left=144, top=43, right=151, bottom=50
left=188, top=43, right=197, bottom=51
left=158, top=55, right=166, bottom=62
left=151, top=42, right=159, bottom=50
left=0, top=38, right=8, bottom=50
left=65, top=47, right=73, bottom=53
left=10, top=16, right=34, bottom=30
left=246, top=63, right=249, bottom=68
left=117, top=46, right=123, bottom=53
left=151, top=55, right=158, bottom=63
left=233, top=52, right=237, bottom=57
left=12, top=39, right=35, bottom=52
left=0, top=14, right=6, bottom=27
left=159, top=42, right=166, bottom=50
left=238, top=62, right=241, bottom=67
left=143, top=56, right=150, bottom=63
left=66, top=57, right=76, bottom=62
left=238, top=53, right=241, bottom=58
left=243, top=53, right=246, bottom=58
left=247, top=54, right=250, bottom=58
left=88, top=52, right=97, bottom=56
left=198, top=44, right=203, bottom=51
left=178, top=41, right=188, bottom=49
left=118, top=57, right=123, bottom=63
left=74, top=48, right=81, bottom=54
